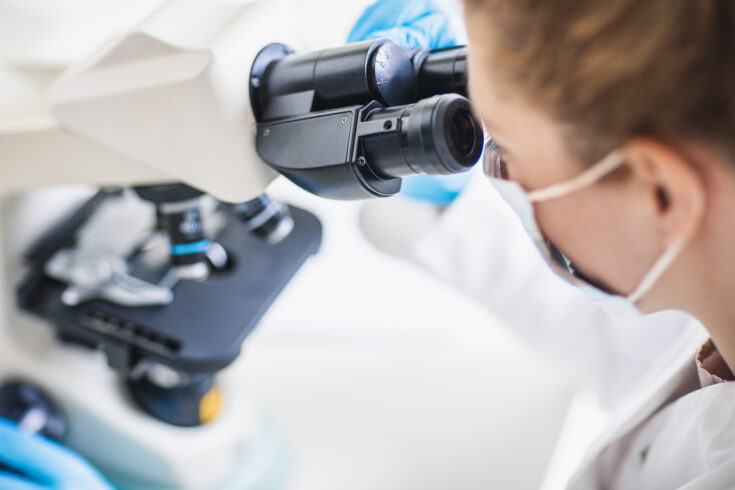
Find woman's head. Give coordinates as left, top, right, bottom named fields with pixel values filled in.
left=464, top=0, right=735, bottom=161
left=463, top=0, right=735, bottom=318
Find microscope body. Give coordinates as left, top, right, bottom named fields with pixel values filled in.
left=0, top=1, right=312, bottom=488
left=0, top=0, right=482, bottom=488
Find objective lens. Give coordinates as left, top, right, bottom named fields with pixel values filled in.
left=232, top=194, right=294, bottom=244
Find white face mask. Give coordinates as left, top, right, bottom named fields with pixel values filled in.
left=483, top=139, right=690, bottom=315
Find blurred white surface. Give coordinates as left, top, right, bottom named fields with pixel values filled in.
left=0, top=0, right=165, bottom=66
left=236, top=180, right=575, bottom=490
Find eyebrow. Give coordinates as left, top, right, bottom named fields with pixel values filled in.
left=478, top=113, right=497, bottom=134
left=476, top=108, right=515, bottom=156
left=477, top=115, right=507, bottom=149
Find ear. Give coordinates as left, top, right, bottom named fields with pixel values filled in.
left=623, top=139, right=705, bottom=246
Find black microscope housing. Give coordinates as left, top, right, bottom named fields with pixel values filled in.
left=250, top=39, right=483, bottom=199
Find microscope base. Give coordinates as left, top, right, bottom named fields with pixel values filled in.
left=0, top=321, right=288, bottom=489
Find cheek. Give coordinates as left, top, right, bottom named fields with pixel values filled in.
left=534, top=185, right=661, bottom=293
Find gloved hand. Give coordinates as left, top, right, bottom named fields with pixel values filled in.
left=349, top=0, right=472, bottom=206
left=348, top=0, right=467, bottom=49
left=0, top=418, right=113, bottom=490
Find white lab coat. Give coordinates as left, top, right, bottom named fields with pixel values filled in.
left=375, top=172, right=733, bottom=488
left=568, top=325, right=735, bottom=490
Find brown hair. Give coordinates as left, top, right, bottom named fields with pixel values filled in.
left=464, top=0, right=735, bottom=162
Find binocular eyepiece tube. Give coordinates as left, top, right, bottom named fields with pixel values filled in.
left=250, top=39, right=483, bottom=199
left=360, top=94, right=482, bottom=179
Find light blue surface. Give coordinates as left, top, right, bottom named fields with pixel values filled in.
left=349, top=0, right=472, bottom=206
left=0, top=418, right=113, bottom=490
left=399, top=172, right=473, bottom=206
left=170, top=239, right=211, bottom=256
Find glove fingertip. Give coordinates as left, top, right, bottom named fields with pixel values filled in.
left=0, top=473, right=42, bottom=490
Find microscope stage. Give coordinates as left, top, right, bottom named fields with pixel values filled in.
left=17, top=190, right=322, bottom=376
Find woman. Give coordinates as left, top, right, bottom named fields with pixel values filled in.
left=351, top=0, right=735, bottom=488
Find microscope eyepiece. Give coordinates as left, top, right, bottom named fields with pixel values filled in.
left=450, top=108, right=477, bottom=157
left=407, top=94, right=480, bottom=174
left=413, top=46, right=468, bottom=99
left=360, top=94, right=482, bottom=182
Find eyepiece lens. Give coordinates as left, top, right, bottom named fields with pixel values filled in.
left=449, top=108, right=476, bottom=158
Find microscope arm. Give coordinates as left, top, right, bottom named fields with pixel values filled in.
left=0, top=122, right=170, bottom=197
left=20, top=0, right=303, bottom=203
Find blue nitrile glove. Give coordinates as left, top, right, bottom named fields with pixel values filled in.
left=348, top=0, right=472, bottom=206
left=348, top=0, right=467, bottom=49
left=0, top=418, right=113, bottom=490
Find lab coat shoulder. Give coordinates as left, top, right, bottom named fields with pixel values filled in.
left=657, top=381, right=735, bottom=489
left=592, top=381, right=735, bottom=490
left=409, top=173, right=695, bottom=408
left=671, top=382, right=735, bottom=469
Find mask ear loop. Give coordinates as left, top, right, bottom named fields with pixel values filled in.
left=526, top=151, right=626, bottom=202
left=625, top=235, right=688, bottom=304
left=626, top=176, right=705, bottom=304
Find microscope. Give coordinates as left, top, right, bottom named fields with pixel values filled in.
left=0, top=1, right=482, bottom=488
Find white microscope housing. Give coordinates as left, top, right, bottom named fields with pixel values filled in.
left=1, top=2, right=309, bottom=488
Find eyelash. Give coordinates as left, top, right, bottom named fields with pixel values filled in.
left=494, top=143, right=509, bottom=160
left=487, top=139, right=509, bottom=161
